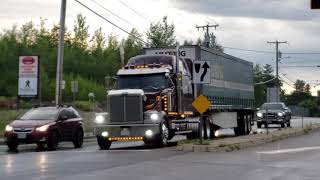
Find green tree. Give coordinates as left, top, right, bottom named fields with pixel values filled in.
left=146, top=16, right=176, bottom=47
left=73, top=14, right=89, bottom=49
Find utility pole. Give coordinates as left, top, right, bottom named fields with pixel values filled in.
left=267, top=40, right=287, bottom=102
left=55, top=0, right=67, bottom=106
left=196, top=23, right=219, bottom=47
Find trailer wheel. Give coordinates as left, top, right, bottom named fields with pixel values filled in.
left=234, top=113, right=245, bottom=136
left=204, top=117, right=212, bottom=139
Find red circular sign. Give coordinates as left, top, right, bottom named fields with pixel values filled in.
left=22, top=57, right=35, bottom=65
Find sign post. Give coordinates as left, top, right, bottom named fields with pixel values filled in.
left=18, top=56, right=39, bottom=102
left=192, top=61, right=212, bottom=144
left=192, top=95, right=211, bottom=144
left=71, top=81, right=78, bottom=103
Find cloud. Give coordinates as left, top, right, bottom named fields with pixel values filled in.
left=171, top=0, right=320, bottom=21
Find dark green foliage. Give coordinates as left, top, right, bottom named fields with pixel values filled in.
left=0, top=15, right=143, bottom=102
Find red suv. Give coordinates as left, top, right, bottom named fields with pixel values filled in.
left=4, top=106, right=84, bottom=151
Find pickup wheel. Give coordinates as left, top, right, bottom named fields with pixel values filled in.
left=73, top=129, right=84, bottom=148
left=7, top=142, right=18, bottom=151
left=97, top=136, right=112, bottom=150
left=257, top=122, right=262, bottom=129
left=47, top=131, right=59, bottom=151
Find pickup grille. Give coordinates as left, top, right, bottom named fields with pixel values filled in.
left=263, top=113, right=276, bottom=118
left=108, top=94, right=143, bottom=124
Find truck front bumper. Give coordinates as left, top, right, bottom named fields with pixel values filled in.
left=94, top=124, right=160, bottom=140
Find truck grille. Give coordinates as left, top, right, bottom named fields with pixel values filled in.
left=108, top=94, right=143, bottom=123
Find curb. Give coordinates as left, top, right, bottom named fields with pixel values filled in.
left=0, top=132, right=95, bottom=146
left=177, top=124, right=320, bottom=152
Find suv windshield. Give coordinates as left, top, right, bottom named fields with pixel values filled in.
left=20, top=108, right=59, bottom=120
left=261, top=103, right=283, bottom=110
left=117, top=74, right=169, bottom=91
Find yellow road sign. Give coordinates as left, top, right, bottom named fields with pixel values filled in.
left=192, top=95, right=211, bottom=114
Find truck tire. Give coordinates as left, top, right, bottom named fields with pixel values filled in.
left=156, top=121, right=169, bottom=147
left=234, top=113, right=245, bottom=136
left=281, top=122, right=285, bottom=128
left=97, top=136, right=112, bottom=150
left=204, top=117, right=212, bottom=139
left=286, top=121, right=291, bottom=127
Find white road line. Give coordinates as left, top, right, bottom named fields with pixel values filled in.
left=258, top=146, right=320, bottom=154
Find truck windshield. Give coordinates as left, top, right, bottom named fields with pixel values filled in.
left=117, top=74, right=169, bottom=92
left=261, top=103, right=283, bottom=110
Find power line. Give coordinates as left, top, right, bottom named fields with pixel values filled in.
left=222, top=46, right=320, bottom=55
left=89, top=0, right=135, bottom=26
left=74, top=0, right=147, bottom=44
left=222, top=46, right=274, bottom=54
left=118, top=0, right=151, bottom=23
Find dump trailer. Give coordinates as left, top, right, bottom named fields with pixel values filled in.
left=93, top=45, right=255, bottom=149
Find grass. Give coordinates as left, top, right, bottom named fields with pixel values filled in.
left=178, top=139, right=211, bottom=145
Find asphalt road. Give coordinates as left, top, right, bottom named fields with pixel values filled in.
left=1, top=116, right=320, bottom=180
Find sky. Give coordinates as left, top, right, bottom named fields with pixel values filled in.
left=1, top=0, right=320, bottom=95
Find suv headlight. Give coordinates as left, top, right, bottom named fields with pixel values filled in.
left=94, top=113, right=109, bottom=124
left=36, top=124, right=50, bottom=132
left=278, top=112, right=284, bottom=117
left=257, top=112, right=263, bottom=118
left=5, top=125, right=13, bottom=132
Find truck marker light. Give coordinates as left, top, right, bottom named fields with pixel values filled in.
left=181, top=114, right=186, bottom=118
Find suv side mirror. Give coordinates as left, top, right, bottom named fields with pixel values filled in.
left=59, top=115, right=68, bottom=121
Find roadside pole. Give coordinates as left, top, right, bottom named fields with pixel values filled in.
left=266, top=109, right=269, bottom=135
left=302, top=116, right=304, bottom=128
left=199, top=115, right=203, bottom=144
left=55, top=0, right=67, bottom=106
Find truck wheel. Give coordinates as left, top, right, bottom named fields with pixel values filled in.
left=281, top=122, right=285, bottom=128
left=7, top=142, right=18, bottom=151
left=156, top=121, right=169, bottom=147
left=73, top=129, right=84, bottom=148
left=97, top=136, right=112, bottom=150
left=47, top=131, right=59, bottom=151
left=234, top=114, right=245, bottom=136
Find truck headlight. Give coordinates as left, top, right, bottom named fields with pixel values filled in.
left=257, top=112, right=263, bottom=118
left=5, top=125, right=13, bottom=132
left=95, top=115, right=105, bottom=124
left=150, top=113, right=159, bottom=121
left=278, top=112, right=283, bottom=117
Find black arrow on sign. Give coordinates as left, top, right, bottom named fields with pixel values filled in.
left=200, top=62, right=210, bottom=81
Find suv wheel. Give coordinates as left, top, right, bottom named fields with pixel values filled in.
left=7, top=142, right=18, bottom=151
left=47, top=131, right=59, bottom=151
left=97, top=136, right=112, bottom=150
left=73, top=129, right=84, bottom=148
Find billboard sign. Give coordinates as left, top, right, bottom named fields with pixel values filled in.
left=18, top=56, right=39, bottom=97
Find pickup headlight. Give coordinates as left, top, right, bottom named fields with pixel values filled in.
left=94, top=113, right=109, bottom=124
left=278, top=112, right=284, bottom=117
left=5, top=125, right=13, bottom=132
left=257, top=112, right=263, bottom=118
